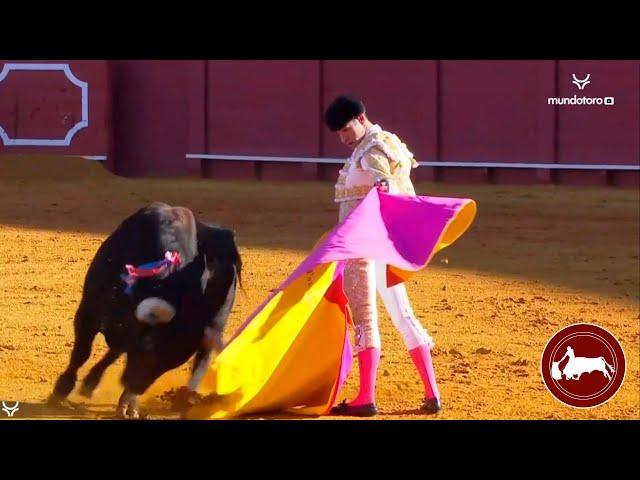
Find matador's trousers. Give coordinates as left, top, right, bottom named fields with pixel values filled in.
left=339, top=199, right=434, bottom=353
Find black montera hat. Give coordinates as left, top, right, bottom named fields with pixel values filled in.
left=324, top=95, right=366, bottom=131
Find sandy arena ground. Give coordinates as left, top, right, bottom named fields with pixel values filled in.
left=0, top=156, right=638, bottom=420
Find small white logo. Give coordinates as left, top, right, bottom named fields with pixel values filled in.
left=2, top=401, right=20, bottom=417
left=572, top=73, right=591, bottom=90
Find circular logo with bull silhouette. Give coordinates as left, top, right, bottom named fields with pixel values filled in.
left=541, top=323, right=625, bottom=408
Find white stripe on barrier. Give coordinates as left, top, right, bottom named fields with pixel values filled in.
left=0, top=154, right=107, bottom=161
left=186, top=154, right=343, bottom=164
left=186, top=154, right=640, bottom=171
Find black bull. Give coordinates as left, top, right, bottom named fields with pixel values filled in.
left=49, top=202, right=241, bottom=418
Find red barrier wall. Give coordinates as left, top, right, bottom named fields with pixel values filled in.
left=555, top=60, right=640, bottom=186
left=1, top=60, right=637, bottom=187
left=203, top=61, right=320, bottom=181
left=0, top=60, right=110, bottom=159
left=439, top=60, right=556, bottom=184
left=109, top=60, right=191, bottom=177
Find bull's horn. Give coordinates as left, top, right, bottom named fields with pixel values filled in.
left=135, top=297, right=176, bottom=325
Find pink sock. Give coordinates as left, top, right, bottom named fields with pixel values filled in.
left=349, top=347, right=381, bottom=406
left=409, top=344, right=440, bottom=400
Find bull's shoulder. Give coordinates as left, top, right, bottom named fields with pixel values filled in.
left=195, top=221, right=242, bottom=282
left=195, top=222, right=235, bottom=251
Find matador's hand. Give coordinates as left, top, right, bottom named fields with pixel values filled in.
left=374, top=178, right=389, bottom=192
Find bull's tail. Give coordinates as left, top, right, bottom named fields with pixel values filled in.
left=602, top=357, right=616, bottom=374
left=233, top=252, right=245, bottom=295
left=232, top=263, right=244, bottom=294
left=235, top=258, right=243, bottom=290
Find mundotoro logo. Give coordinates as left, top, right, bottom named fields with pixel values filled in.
left=541, top=323, right=626, bottom=408
left=548, top=73, right=615, bottom=106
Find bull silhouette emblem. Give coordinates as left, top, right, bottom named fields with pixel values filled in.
left=572, top=74, right=591, bottom=90
left=551, top=345, right=615, bottom=381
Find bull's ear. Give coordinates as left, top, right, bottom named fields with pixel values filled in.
left=135, top=297, right=176, bottom=325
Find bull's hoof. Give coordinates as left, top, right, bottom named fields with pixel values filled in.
left=170, top=387, right=203, bottom=411
left=169, top=388, right=205, bottom=419
left=46, top=395, right=78, bottom=412
left=116, top=405, right=140, bottom=419
left=186, top=390, right=203, bottom=406
left=79, top=383, right=95, bottom=399
left=47, top=393, right=67, bottom=407
left=128, top=408, right=140, bottom=419
left=117, top=392, right=141, bottom=420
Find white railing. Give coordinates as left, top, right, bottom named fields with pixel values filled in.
left=186, top=154, right=640, bottom=171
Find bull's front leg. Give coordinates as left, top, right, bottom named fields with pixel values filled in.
left=188, top=264, right=235, bottom=393
left=189, top=326, right=223, bottom=393
left=117, top=389, right=140, bottom=419
left=174, top=327, right=223, bottom=418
